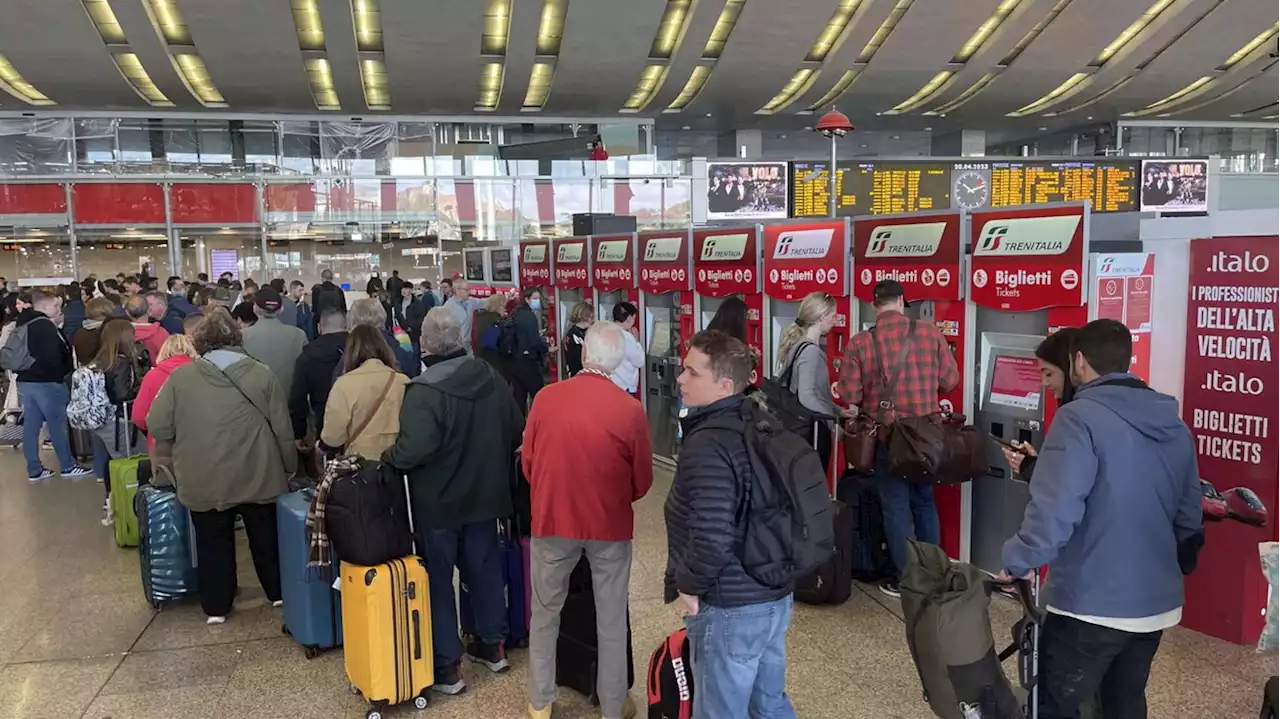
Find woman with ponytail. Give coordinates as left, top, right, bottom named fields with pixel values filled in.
left=775, top=292, right=843, bottom=460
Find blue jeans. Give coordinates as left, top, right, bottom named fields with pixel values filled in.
left=684, top=595, right=796, bottom=719
left=874, top=447, right=940, bottom=578
left=420, top=521, right=507, bottom=669
left=16, top=382, right=75, bottom=477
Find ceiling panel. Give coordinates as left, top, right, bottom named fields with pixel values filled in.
left=546, top=0, right=669, bottom=113
left=184, top=0, right=315, bottom=110
left=381, top=0, right=481, bottom=113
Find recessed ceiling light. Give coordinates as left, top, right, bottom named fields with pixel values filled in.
left=875, top=111, right=882, bottom=116
left=1038, top=126, right=1048, bottom=131
left=778, top=133, right=787, bottom=139
left=890, top=134, right=900, bottom=139
left=939, top=113, right=946, bottom=117
left=923, top=126, right=932, bottom=131
left=705, top=112, right=712, bottom=117
left=681, top=125, right=691, bottom=130
left=859, top=143, right=868, bottom=148
left=1086, top=115, right=1093, bottom=120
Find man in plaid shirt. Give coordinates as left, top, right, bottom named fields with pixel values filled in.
left=838, top=280, right=959, bottom=598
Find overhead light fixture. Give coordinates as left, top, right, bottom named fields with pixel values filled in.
left=522, top=62, right=555, bottom=110
left=1123, top=27, right=1279, bottom=118
left=952, top=0, right=1021, bottom=63
left=925, top=72, right=996, bottom=115
left=113, top=53, right=174, bottom=106
left=304, top=58, right=341, bottom=110
left=142, top=0, right=227, bottom=106
left=481, top=0, right=513, bottom=55
left=1151, top=63, right=1277, bottom=116
left=806, top=0, right=864, bottom=63
left=535, top=0, right=568, bottom=55
left=884, top=70, right=953, bottom=114
left=805, top=0, right=916, bottom=112
left=663, top=0, right=745, bottom=113
left=359, top=58, right=390, bottom=110
left=350, top=0, right=390, bottom=109
left=290, top=0, right=338, bottom=109
left=291, top=0, right=326, bottom=51
left=758, top=69, right=818, bottom=114
left=650, top=0, right=694, bottom=59
left=1090, top=0, right=1175, bottom=66
left=1000, top=0, right=1071, bottom=66
left=1218, top=23, right=1278, bottom=71
left=81, top=0, right=127, bottom=44
left=351, top=0, right=383, bottom=52
left=1008, top=72, right=1087, bottom=116
left=476, top=61, right=505, bottom=111
left=1043, top=75, right=1133, bottom=116
left=622, top=63, right=668, bottom=112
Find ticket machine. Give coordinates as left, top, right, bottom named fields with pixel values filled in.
left=851, top=209, right=972, bottom=560
left=638, top=229, right=695, bottom=461
left=518, top=238, right=556, bottom=383
left=967, top=202, right=1091, bottom=573
left=463, top=247, right=494, bottom=298
left=552, top=236, right=591, bottom=381
left=692, top=226, right=764, bottom=384
left=590, top=233, right=639, bottom=322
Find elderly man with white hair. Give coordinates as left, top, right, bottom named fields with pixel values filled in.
left=521, top=320, right=653, bottom=719
left=441, top=278, right=486, bottom=354
left=345, top=297, right=418, bottom=377
left=382, top=306, right=525, bottom=696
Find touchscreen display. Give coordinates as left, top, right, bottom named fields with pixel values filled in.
left=988, top=355, right=1042, bottom=411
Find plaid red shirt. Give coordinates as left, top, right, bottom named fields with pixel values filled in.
left=839, top=311, right=960, bottom=419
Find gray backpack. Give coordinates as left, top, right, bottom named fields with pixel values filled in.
left=0, top=317, right=47, bottom=372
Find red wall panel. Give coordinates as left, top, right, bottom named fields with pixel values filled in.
left=263, top=183, right=317, bottom=213
left=0, top=184, right=67, bottom=215
left=169, top=183, right=258, bottom=224
left=72, top=183, right=166, bottom=225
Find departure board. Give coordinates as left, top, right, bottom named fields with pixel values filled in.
left=792, top=158, right=1140, bottom=216
left=790, top=161, right=950, bottom=217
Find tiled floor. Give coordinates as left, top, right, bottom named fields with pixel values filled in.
left=0, top=447, right=1273, bottom=718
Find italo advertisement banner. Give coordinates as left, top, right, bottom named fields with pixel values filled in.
left=762, top=220, right=848, bottom=301
left=853, top=210, right=963, bottom=303
left=968, top=203, right=1089, bottom=311
left=1180, top=235, right=1278, bottom=645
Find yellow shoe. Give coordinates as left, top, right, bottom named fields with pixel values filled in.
left=604, top=695, right=637, bottom=719
left=528, top=702, right=553, bottom=719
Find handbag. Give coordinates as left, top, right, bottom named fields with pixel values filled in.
left=866, top=320, right=949, bottom=483
left=843, top=324, right=913, bottom=474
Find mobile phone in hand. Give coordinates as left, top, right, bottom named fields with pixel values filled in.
left=990, top=434, right=1021, bottom=451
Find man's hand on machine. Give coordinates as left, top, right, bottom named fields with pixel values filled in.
left=994, top=569, right=1034, bottom=583
left=1001, top=440, right=1036, bottom=471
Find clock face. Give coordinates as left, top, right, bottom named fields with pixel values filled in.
left=953, top=170, right=990, bottom=210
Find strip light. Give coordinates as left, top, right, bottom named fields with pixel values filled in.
left=0, top=54, right=54, bottom=106
left=477, top=0, right=512, bottom=109
left=522, top=0, right=569, bottom=111
left=523, top=62, right=554, bottom=110
left=1043, top=75, right=1133, bottom=116
left=758, top=69, right=818, bottom=114
left=803, top=0, right=915, bottom=112
left=143, top=0, right=227, bottom=107
left=1156, top=62, right=1277, bottom=116
left=304, top=58, right=341, bottom=110
left=884, top=0, right=1022, bottom=114
left=113, top=53, right=174, bottom=107
left=535, top=0, right=568, bottom=55
left=292, top=0, right=325, bottom=52
left=806, top=0, right=864, bottom=63
left=81, top=0, right=126, bottom=44
left=476, top=62, right=505, bottom=111
left=1218, top=24, right=1279, bottom=71
left=1010, top=0, right=1178, bottom=116
left=360, top=58, right=390, bottom=109
left=290, top=0, right=339, bottom=110
left=352, top=0, right=383, bottom=52
left=1124, top=27, right=1279, bottom=117
left=925, top=72, right=996, bottom=115
left=350, top=0, right=390, bottom=109
left=664, top=0, right=746, bottom=113
left=621, top=0, right=697, bottom=112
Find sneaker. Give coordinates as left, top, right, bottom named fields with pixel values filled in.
left=528, top=703, right=553, bottom=719
left=234, top=516, right=245, bottom=531
left=431, top=662, right=467, bottom=695
left=28, top=468, right=54, bottom=482
left=206, top=616, right=227, bottom=625
left=879, top=578, right=901, bottom=599
left=466, top=640, right=509, bottom=673
left=61, top=465, right=93, bottom=479
left=101, top=502, right=113, bottom=527
left=272, top=600, right=283, bottom=608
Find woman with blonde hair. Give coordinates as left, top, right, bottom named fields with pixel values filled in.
left=133, top=334, right=199, bottom=455
left=562, top=300, right=595, bottom=377
left=774, top=291, right=844, bottom=461
left=472, top=293, right=511, bottom=379
left=320, top=324, right=409, bottom=460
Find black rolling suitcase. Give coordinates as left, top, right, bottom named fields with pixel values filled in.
left=555, top=555, right=635, bottom=705
left=836, top=470, right=895, bottom=583
left=794, top=422, right=853, bottom=606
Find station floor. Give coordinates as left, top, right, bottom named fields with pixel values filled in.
left=0, top=449, right=1272, bottom=719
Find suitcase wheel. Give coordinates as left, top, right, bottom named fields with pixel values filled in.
left=303, top=645, right=323, bottom=660
left=365, top=711, right=381, bottom=719
left=413, top=694, right=429, bottom=710
left=349, top=684, right=361, bottom=696
left=280, top=624, right=290, bottom=636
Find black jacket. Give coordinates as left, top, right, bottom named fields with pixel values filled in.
left=386, top=275, right=405, bottom=300
left=15, top=310, right=73, bottom=384
left=383, top=351, right=524, bottom=530
left=563, top=324, right=587, bottom=376
left=511, top=303, right=547, bottom=362
left=664, top=395, right=793, bottom=608
left=311, top=281, right=347, bottom=318
left=365, top=277, right=384, bottom=296
left=289, top=330, right=347, bottom=440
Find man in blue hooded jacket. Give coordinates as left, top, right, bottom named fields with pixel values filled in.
left=1000, top=319, right=1202, bottom=719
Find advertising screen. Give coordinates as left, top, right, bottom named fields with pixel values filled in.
left=987, top=355, right=1042, bottom=411
left=1139, top=160, right=1208, bottom=213
left=464, top=249, right=486, bottom=282
left=490, top=248, right=514, bottom=283
left=707, top=162, right=789, bottom=220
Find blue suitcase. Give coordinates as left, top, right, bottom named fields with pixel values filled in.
left=460, top=522, right=529, bottom=648
left=136, top=484, right=198, bottom=609
left=277, top=489, right=343, bottom=658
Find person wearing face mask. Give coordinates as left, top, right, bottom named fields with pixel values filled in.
left=774, top=292, right=851, bottom=464
left=509, top=287, right=550, bottom=414
left=1002, top=327, right=1078, bottom=481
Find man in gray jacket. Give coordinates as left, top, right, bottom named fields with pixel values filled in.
left=242, top=287, right=308, bottom=394
left=442, top=279, right=485, bottom=354
left=999, top=319, right=1202, bottom=719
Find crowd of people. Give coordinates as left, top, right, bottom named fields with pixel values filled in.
left=0, top=267, right=1202, bottom=719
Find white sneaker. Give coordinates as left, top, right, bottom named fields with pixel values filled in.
left=272, top=600, right=283, bottom=608
left=206, top=616, right=227, bottom=625
left=101, top=505, right=113, bottom=527
left=61, top=465, right=93, bottom=479
left=28, top=468, right=54, bottom=482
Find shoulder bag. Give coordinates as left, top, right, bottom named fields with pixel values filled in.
left=843, top=326, right=910, bottom=474
left=342, top=371, right=398, bottom=452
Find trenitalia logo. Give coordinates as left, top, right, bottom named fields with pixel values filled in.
left=595, top=240, right=629, bottom=263
left=773, top=228, right=833, bottom=260
left=865, top=222, right=947, bottom=258
left=699, top=233, right=749, bottom=261
left=643, top=236, right=682, bottom=262
left=974, top=215, right=1081, bottom=256
left=522, top=244, right=546, bottom=264
left=556, top=242, right=585, bottom=263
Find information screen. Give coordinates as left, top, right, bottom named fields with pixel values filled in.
left=986, top=160, right=1138, bottom=212
left=790, top=161, right=950, bottom=217
left=987, top=355, right=1043, bottom=411
left=464, top=249, right=486, bottom=282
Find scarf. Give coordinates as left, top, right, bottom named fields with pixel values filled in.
left=83, top=318, right=105, bottom=331
left=305, top=454, right=362, bottom=578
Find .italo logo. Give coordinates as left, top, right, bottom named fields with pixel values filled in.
left=865, top=222, right=946, bottom=258
left=974, top=215, right=1081, bottom=256
left=773, top=228, right=832, bottom=259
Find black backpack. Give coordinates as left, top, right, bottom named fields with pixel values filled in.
left=497, top=315, right=520, bottom=358
left=751, top=341, right=830, bottom=438
left=703, top=397, right=835, bottom=588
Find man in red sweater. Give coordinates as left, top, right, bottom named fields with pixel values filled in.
left=522, top=320, right=652, bottom=719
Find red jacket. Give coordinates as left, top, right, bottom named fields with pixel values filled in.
left=522, top=372, right=653, bottom=541
left=131, top=322, right=169, bottom=366
left=132, top=354, right=193, bottom=453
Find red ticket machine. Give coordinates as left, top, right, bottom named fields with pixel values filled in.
left=590, top=233, right=639, bottom=322
left=638, top=229, right=695, bottom=461
left=761, top=219, right=852, bottom=478
left=693, top=227, right=764, bottom=384
left=851, top=209, right=970, bottom=560
left=552, top=236, right=591, bottom=381
left=518, top=239, right=556, bottom=383
left=966, top=202, right=1091, bottom=573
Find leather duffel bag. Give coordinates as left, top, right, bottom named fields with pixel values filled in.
left=884, top=412, right=986, bottom=484
left=842, top=415, right=880, bottom=474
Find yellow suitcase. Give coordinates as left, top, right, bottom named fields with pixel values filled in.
left=341, top=557, right=434, bottom=717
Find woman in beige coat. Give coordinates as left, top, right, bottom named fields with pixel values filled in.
left=321, top=324, right=409, bottom=460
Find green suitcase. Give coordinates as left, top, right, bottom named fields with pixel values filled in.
left=110, top=454, right=147, bottom=548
